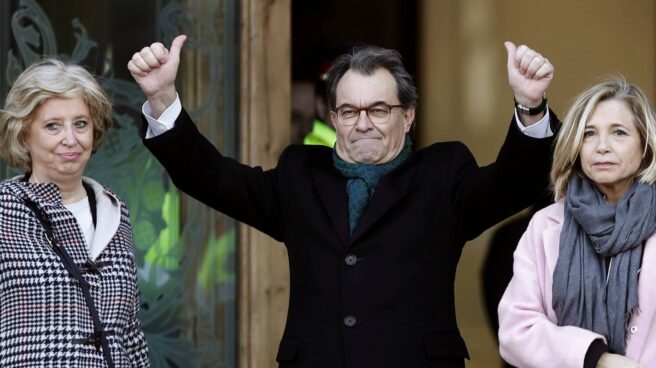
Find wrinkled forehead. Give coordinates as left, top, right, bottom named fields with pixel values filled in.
left=335, top=68, right=399, bottom=107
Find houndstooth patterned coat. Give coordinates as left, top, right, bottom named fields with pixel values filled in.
left=0, top=177, right=149, bottom=367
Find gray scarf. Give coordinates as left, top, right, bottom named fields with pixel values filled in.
left=552, top=175, right=656, bottom=354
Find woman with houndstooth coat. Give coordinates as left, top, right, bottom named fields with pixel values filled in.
left=0, top=59, right=149, bottom=367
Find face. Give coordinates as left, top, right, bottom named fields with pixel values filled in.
left=579, top=99, right=643, bottom=202
left=24, top=95, right=94, bottom=184
left=331, top=68, right=415, bottom=164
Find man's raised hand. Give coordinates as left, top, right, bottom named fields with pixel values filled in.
left=128, top=35, right=187, bottom=118
left=505, top=41, right=554, bottom=107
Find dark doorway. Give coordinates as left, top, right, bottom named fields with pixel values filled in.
left=291, top=0, right=418, bottom=144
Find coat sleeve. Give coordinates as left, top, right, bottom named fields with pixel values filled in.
left=454, top=111, right=558, bottom=241
left=497, top=209, right=605, bottom=368
left=142, top=108, right=285, bottom=241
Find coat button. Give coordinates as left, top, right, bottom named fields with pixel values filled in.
left=630, top=325, right=638, bottom=334
left=344, top=254, right=358, bottom=266
left=344, top=315, right=357, bottom=327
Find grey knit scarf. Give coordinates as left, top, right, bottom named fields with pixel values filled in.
left=552, top=175, right=656, bottom=354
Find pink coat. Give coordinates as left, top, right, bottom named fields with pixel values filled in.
left=498, top=201, right=656, bottom=367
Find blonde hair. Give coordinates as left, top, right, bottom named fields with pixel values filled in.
left=551, top=76, right=656, bottom=200
left=0, top=58, right=112, bottom=171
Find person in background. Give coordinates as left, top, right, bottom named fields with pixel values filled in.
left=482, top=192, right=552, bottom=368
left=0, top=58, right=149, bottom=367
left=303, top=62, right=337, bottom=147
left=291, top=59, right=337, bottom=147
left=498, top=78, right=656, bottom=368
left=290, top=79, right=315, bottom=144
left=129, top=35, right=557, bottom=367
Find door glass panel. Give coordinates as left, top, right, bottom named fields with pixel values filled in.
left=0, top=1, right=238, bottom=366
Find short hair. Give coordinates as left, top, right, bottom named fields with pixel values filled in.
left=0, top=58, right=112, bottom=171
left=551, top=76, right=656, bottom=200
left=326, top=45, right=418, bottom=113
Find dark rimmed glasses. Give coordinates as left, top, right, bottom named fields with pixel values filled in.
left=333, top=103, right=404, bottom=126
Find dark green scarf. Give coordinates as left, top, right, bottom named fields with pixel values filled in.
left=333, top=138, right=412, bottom=233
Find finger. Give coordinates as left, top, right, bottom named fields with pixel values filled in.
left=533, top=58, right=554, bottom=79
left=518, top=49, right=538, bottom=73
left=504, top=41, right=517, bottom=69
left=525, top=56, right=545, bottom=79
left=150, top=42, right=169, bottom=63
left=127, top=60, right=147, bottom=77
left=131, top=52, right=153, bottom=72
left=168, top=35, right=187, bottom=62
left=139, top=46, right=161, bottom=68
left=514, top=45, right=530, bottom=70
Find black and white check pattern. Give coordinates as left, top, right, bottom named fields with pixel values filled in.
left=0, top=179, right=149, bottom=367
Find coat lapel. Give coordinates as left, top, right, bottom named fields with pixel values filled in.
left=349, top=166, right=416, bottom=245
left=83, top=178, right=121, bottom=261
left=312, top=167, right=350, bottom=247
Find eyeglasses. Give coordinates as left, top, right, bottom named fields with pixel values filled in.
left=333, top=103, right=404, bottom=126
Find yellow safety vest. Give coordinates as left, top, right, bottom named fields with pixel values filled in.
left=304, top=119, right=336, bottom=147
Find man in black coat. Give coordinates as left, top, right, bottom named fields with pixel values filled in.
left=129, top=35, right=558, bottom=368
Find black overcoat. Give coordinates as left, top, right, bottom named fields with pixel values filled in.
left=144, top=109, right=558, bottom=368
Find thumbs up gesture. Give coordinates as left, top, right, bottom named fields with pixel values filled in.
left=505, top=41, right=554, bottom=107
left=128, top=35, right=187, bottom=118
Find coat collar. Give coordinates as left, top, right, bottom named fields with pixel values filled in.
left=312, top=166, right=349, bottom=246
left=5, top=175, right=122, bottom=260
left=545, top=199, right=565, bottom=224
left=83, top=177, right=122, bottom=260
left=349, top=164, right=416, bottom=245
left=311, top=155, right=417, bottom=248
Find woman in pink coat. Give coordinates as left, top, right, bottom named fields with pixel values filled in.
left=498, top=78, right=656, bottom=368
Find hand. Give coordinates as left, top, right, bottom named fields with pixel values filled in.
left=597, top=353, right=644, bottom=368
left=505, top=41, right=554, bottom=107
left=128, top=34, right=187, bottom=118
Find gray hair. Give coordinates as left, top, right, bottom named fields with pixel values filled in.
left=326, top=45, right=417, bottom=112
